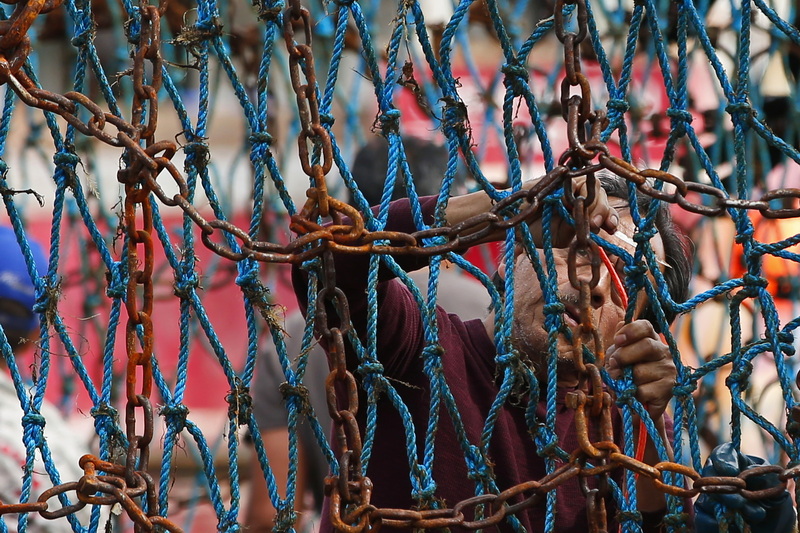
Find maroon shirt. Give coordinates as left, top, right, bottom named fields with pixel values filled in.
left=292, top=197, right=667, bottom=532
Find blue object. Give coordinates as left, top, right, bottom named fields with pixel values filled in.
left=0, top=226, right=46, bottom=333
left=695, top=442, right=795, bottom=533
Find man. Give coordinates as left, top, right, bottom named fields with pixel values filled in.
left=0, top=226, right=91, bottom=532
left=292, top=171, right=692, bottom=532
left=246, top=136, right=490, bottom=532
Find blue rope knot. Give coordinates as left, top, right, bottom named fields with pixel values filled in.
left=616, top=510, right=643, bottom=523
left=726, top=361, right=753, bottom=388
left=662, top=511, right=692, bottom=531
left=421, top=343, right=444, bottom=360
left=614, top=382, right=636, bottom=404
left=543, top=302, right=565, bottom=315
left=441, top=96, right=469, bottom=134
left=672, top=381, right=696, bottom=398
left=217, top=514, right=241, bottom=533
left=623, top=263, right=648, bottom=279
left=742, top=273, right=768, bottom=289
left=53, top=150, right=80, bottom=184
left=90, top=403, right=119, bottom=421
left=410, top=469, right=437, bottom=501
left=734, top=225, right=754, bottom=243
left=237, top=261, right=271, bottom=307
left=501, top=62, right=530, bottom=91
left=21, top=412, right=46, bottom=429
left=495, top=351, right=518, bottom=367
left=236, top=259, right=259, bottom=286
left=666, top=108, right=693, bottom=136
left=777, top=330, right=795, bottom=347
left=533, top=429, right=559, bottom=457
left=194, top=16, right=224, bottom=35
left=319, top=112, right=335, bottom=127
left=106, top=262, right=127, bottom=299
left=33, top=277, right=59, bottom=326
left=725, top=102, right=755, bottom=120
left=225, top=382, right=253, bottom=426
left=278, top=382, right=313, bottom=416
left=465, top=445, right=494, bottom=483
left=124, top=17, right=141, bottom=45
left=255, top=1, right=285, bottom=22
left=607, top=98, right=630, bottom=114
left=248, top=132, right=273, bottom=147
left=160, top=403, right=190, bottom=428
left=274, top=504, right=298, bottom=533
left=377, top=109, right=401, bottom=135
left=358, top=361, right=385, bottom=375
left=32, top=292, right=49, bottom=317
left=173, top=265, right=200, bottom=299
left=666, top=108, right=693, bottom=124
left=183, top=141, right=211, bottom=166
left=70, top=26, right=94, bottom=48
left=632, top=227, right=657, bottom=244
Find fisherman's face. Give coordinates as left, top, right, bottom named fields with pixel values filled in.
left=504, top=204, right=666, bottom=383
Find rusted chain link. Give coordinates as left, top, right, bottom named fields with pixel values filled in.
left=557, top=2, right=613, bottom=527
left=77, top=5, right=180, bottom=531
left=282, top=1, right=373, bottom=529
left=0, top=2, right=181, bottom=530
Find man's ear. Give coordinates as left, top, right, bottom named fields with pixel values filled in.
left=494, top=243, right=524, bottom=284
left=491, top=268, right=505, bottom=295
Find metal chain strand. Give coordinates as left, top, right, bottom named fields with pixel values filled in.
left=0, top=0, right=796, bottom=529
left=0, top=2, right=181, bottom=530
left=282, top=5, right=373, bottom=531
left=557, top=5, right=611, bottom=527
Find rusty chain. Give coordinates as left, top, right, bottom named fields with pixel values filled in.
left=557, top=6, right=613, bottom=529
left=282, top=1, right=373, bottom=529
left=0, top=1, right=182, bottom=530
left=0, top=0, right=796, bottom=530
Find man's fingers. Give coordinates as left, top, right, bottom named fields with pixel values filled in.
left=606, top=337, right=666, bottom=368
left=631, top=360, right=676, bottom=387
left=586, top=183, right=620, bottom=234
left=633, top=380, right=673, bottom=416
left=614, top=320, right=660, bottom=346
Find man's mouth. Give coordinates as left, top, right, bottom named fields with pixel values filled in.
left=562, top=303, right=581, bottom=326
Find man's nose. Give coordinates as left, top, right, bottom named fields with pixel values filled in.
left=574, top=258, right=612, bottom=309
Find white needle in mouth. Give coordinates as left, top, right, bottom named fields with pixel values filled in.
left=610, top=231, right=671, bottom=269
left=612, top=230, right=636, bottom=248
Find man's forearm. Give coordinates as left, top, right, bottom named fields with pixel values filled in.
left=444, top=177, right=619, bottom=248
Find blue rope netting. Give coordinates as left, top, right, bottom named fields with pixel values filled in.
left=0, top=0, right=798, bottom=531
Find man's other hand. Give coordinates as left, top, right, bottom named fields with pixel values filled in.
left=604, top=319, right=676, bottom=420
left=525, top=175, right=620, bottom=248
left=445, top=174, right=619, bottom=248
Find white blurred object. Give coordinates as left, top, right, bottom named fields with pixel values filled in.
left=761, top=50, right=793, bottom=98
left=419, top=0, right=454, bottom=26
left=706, top=0, right=732, bottom=28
